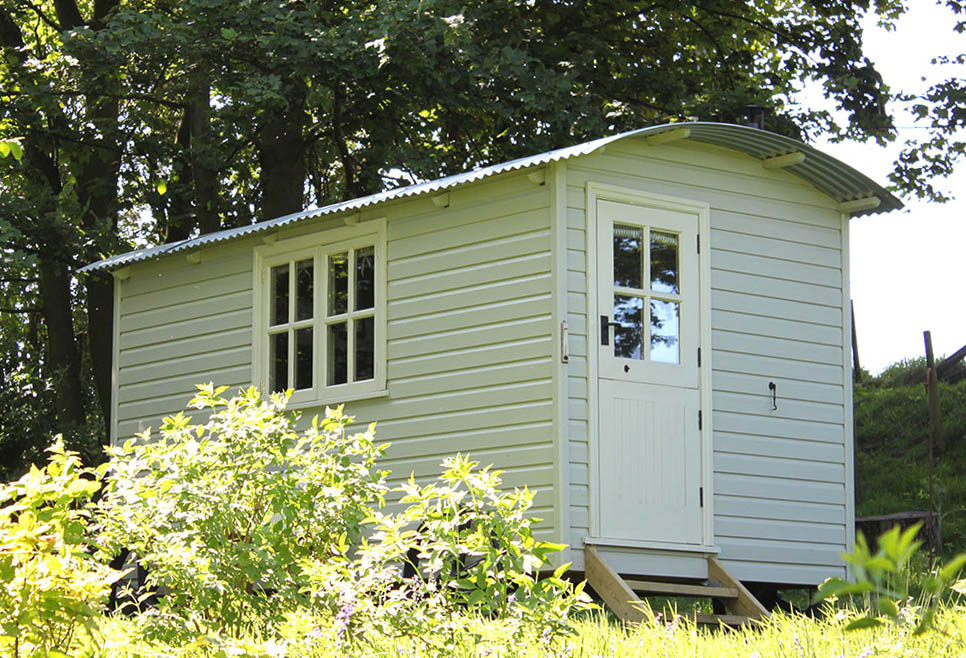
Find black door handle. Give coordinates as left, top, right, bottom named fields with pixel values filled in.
left=600, top=315, right=621, bottom=346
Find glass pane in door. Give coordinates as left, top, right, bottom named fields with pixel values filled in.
left=613, top=295, right=644, bottom=359
left=650, top=299, right=680, bottom=363
left=613, top=224, right=643, bottom=289
left=650, top=231, right=679, bottom=294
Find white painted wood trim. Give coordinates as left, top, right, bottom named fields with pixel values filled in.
left=110, top=274, right=121, bottom=445
left=550, top=161, right=571, bottom=560
left=252, top=218, right=388, bottom=405
left=585, top=182, right=714, bottom=546
left=583, top=536, right=720, bottom=554
left=841, top=212, right=856, bottom=577
left=584, top=182, right=714, bottom=547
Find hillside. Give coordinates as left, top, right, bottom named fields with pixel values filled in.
left=854, top=357, right=966, bottom=555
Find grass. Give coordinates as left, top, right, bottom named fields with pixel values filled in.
left=93, top=603, right=966, bottom=657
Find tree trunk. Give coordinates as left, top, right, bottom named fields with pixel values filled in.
left=38, top=258, right=85, bottom=432
left=258, top=77, right=307, bottom=220
left=188, top=77, right=220, bottom=235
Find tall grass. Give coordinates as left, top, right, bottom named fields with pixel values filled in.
left=100, top=603, right=966, bottom=658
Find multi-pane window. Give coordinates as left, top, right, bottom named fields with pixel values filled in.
left=257, top=222, right=385, bottom=404
left=611, top=223, right=681, bottom=364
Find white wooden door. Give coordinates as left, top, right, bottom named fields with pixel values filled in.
left=595, top=198, right=704, bottom=545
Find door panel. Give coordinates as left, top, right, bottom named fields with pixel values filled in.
left=595, top=197, right=704, bottom=545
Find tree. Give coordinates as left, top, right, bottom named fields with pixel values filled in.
left=0, top=0, right=933, bottom=474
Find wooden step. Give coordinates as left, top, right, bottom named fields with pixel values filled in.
left=692, top=612, right=752, bottom=626
left=584, top=546, right=770, bottom=625
left=624, top=579, right=738, bottom=600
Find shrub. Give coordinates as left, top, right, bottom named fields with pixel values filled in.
left=94, top=384, right=388, bottom=637
left=305, top=455, right=593, bottom=654
left=0, top=437, right=118, bottom=657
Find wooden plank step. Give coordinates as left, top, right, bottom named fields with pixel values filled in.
left=585, top=545, right=647, bottom=623
left=624, top=579, right=739, bottom=600
left=692, top=612, right=752, bottom=626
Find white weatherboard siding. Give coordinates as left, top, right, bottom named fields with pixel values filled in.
left=113, top=170, right=558, bottom=537
left=566, top=139, right=850, bottom=585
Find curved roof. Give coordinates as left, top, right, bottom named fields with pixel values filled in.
left=80, top=122, right=902, bottom=273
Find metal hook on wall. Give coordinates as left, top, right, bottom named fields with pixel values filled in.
left=768, top=381, right=777, bottom=411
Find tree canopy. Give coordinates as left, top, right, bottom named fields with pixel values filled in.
left=0, top=0, right=960, bottom=475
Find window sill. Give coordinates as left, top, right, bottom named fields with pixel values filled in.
left=285, top=387, right=389, bottom=411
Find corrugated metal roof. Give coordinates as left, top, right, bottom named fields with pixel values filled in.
left=79, top=122, right=902, bottom=273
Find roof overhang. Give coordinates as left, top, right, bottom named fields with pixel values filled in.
left=79, top=122, right=903, bottom=274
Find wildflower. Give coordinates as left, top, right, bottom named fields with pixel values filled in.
left=859, top=647, right=873, bottom=658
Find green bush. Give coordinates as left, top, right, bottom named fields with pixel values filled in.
left=0, top=437, right=119, bottom=657
left=305, top=455, right=593, bottom=654
left=94, top=384, right=388, bottom=637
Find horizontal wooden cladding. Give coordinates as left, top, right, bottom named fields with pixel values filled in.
left=712, top=331, right=842, bottom=367
left=390, top=294, right=552, bottom=340
left=713, top=391, right=844, bottom=424
left=712, top=269, right=841, bottom=308
left=120, top=290, right=251, bottom=333
left=711, top=249, right=841, bottom=289
left=711, top=209, right=841, bottom=249
left=721, top=559, right=844, bottom=586
left=119, top=345, right=251, bottom=386
left=712, top=290, right=841, bottom=328
left=388, top=172, right=550, bottom=237
left=565, top=176, right=838, bottom=230
left=572, top=151, right=834, bottom=213
left=378, top=422, right=552, bottom=461
left=714, top=431, right=845, bottom=464
left=711, top=229, right=840, bottom=270
left=120, top=246, right=252, bottom=298
left=390, top=358, right=552, bottom=400
left=380, top=443, right=553, bottom=480
left=390, top=251, right=551, bottom=301
left=370, top=379, right=553, bottom=423
left=120, top=308, right=250, bottom=351
left=121, top=270, right=253, bottom=316
left=714, top=472, right=844, bottom=505
left=712, top=310, right=842, bottom=348
left=714, top=410, right=844, bottom=444
left=715, top=515, right=846, bottom=545
left=118, top=365, right=251, bottom=406
left=388, top=336, right=551, bottom=379
left=118, top=327, right=251, bottom=369
left=389, top=206, right=550, bottom=261
left=374, top=400, right=553, bottom=440
left=714, top=452, right=845, bottom=484
left=389, top=274, right=552, bottom=320
left=384, top=465, right=556, bottom=499
left=389, top=315, right=551, bottom=360
left=713, top=351, right=843, bottom=387
left=715, top=536, right=845, bottom=568
left=714, top=494, right=845, bottom=525
left=713, top=371, right=843, bottom=405
left=389, top=229, right=550, bottom=280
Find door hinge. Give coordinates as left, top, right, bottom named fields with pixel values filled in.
left=698, top=409, right=703, bottom=430
left=699, top=487, right=704, bottom=507
left=697, top=347, right=701, bottom=367
left=697, top=234, right=700, bottom=254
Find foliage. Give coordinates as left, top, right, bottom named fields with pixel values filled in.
left=817, top=524, right=966, bottom=636
left=94, top=384, right=388, bottom=637
left=0, top=436, right=119, bottom=657
left=305, top=455, right=592, bottom=654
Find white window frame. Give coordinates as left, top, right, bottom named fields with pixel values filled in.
left=252, top=218, right=387, bottom=407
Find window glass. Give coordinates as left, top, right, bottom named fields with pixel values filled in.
left=355, top=317, right=374, bottom=381
left=327, top=322, right=348, bottom=385
left=270, top=332, right=288, bottom=391
left=328, top=252, right=348, bottom=316
left=271, top=264, right=289, bottom=326
left=613, top=294, right=644, bottom=360
left=355, top=246, right=375, bottom=310
left=613, top=224, right=643, bottom=289
left=650, top=299, right=680, bottom=363
left=650, top=231, right=679, bottom=294
left=295, top=259, right=313, bottom=321
left=295, top=327, right=313, bottom=389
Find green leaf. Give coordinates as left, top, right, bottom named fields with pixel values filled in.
left=845, top=616, right=883, bottom=631
left=156, top=180, right=167, bottom=195
left=877, top=598, right=899, bottom=620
